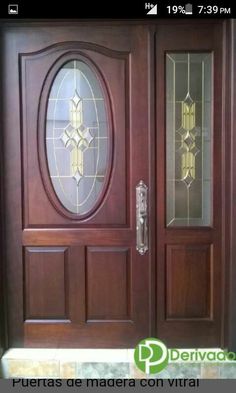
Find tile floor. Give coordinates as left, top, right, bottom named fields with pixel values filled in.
left=1, top=349, right=236, bottom=379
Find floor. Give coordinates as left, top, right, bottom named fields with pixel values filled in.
left=1, top=349, right=236, bottom=379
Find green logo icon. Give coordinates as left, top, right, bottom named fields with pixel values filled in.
left=134, top=338, right=169, bottom=374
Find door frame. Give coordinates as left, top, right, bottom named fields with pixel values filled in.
left=0, top=32, right=7, bottom=354
left=0, top=18, right=235, bottom=352
left=226, top=18, right=236, bottom=351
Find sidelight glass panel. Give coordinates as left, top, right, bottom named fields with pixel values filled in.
left=46, top=60, right=109, bottom=215
left=166, top=53, right=212, bottom=226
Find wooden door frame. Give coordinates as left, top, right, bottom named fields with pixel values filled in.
left=0, top=144, right=7, bottom=357
left=0, top=18, right=235, bottom=352
left=226, top=18, right=236, bottom=351
left=0, top=29, right=7, bottom=355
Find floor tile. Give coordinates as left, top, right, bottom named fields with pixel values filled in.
left=147, top=363, right=201, bottom=379
left=80, top=362, right=130, bottom=379
left=60, top=361, right=77, bottom=379
left=219, top=363, right=236, bottom=378
left=129, top=363, right=146, bottom=379
left=201, top=364, right=220, bottom=379
left=6, top=360, right=59, bottom=378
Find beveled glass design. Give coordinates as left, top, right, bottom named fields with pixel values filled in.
left=166, top=53, right=212, bottom=226
left=46, top=60, right=109, bottom=215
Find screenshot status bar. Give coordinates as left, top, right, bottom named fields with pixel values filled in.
left=0, top=1, right=234, bottom=18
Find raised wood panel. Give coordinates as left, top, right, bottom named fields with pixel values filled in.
left=24, top=247, right=68, bottom=320
left=24, top=246, right=85, bottom=324
left=86, top=247, right=131, bottom=321
left=166, top=244, right=212, bottom=320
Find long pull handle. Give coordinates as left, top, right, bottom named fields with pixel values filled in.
left=136, top=180, right=148, bottom=255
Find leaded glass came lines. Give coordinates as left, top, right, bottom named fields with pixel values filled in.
left=46, top=60, right=109, bottom=215
left=166, top=53, right=212, bottom=227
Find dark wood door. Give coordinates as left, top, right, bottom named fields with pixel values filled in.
left=2, top=23, right=154, bottom=348
left=155, top=21, right=226, bottom=348
left=1, top=20, right=230, bottom=349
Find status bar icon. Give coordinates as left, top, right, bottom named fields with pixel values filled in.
left=145, top=3, right=158, bottom=15
left=185, top=3, right=193, bottom=14
left=8, top=4, right=18, bottom=14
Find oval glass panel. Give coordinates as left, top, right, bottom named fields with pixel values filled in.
left=46, top=60, right=109, bottom=215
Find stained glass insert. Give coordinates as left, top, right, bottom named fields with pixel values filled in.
left=166, top=53, right=212, bottom=226
left=46, top=60, right=109, bottom=215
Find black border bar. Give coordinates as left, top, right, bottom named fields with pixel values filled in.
left=0, top=0, right=235, bottom=19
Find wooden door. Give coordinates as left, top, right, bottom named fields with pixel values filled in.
left=155, top=21, right=226, bottom=348
left=1, top=23, right=154, bottom=348
left=1, top=20, right=230, bottom=349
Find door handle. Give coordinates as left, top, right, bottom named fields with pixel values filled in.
left=136, top=180, right=148, bottom=255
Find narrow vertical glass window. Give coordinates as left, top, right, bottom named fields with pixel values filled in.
left=166, top=53, right=212, bottom=226
left=46, top=60, right=109, bottom=215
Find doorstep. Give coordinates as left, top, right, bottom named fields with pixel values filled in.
left=1, top=348, right=234, bottom=379
left=1, top=349, right=136, bottom=379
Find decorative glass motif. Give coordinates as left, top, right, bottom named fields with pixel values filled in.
left=166, top=53, right=212, bottom=226
left=177, top=93, right=200, bottom=187
left=60, top=90, right=94, bottom=184
left=46, top=60, right=109, bottom=215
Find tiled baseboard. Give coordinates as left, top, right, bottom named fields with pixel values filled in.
left=1, top=349, right=236, bottom=379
